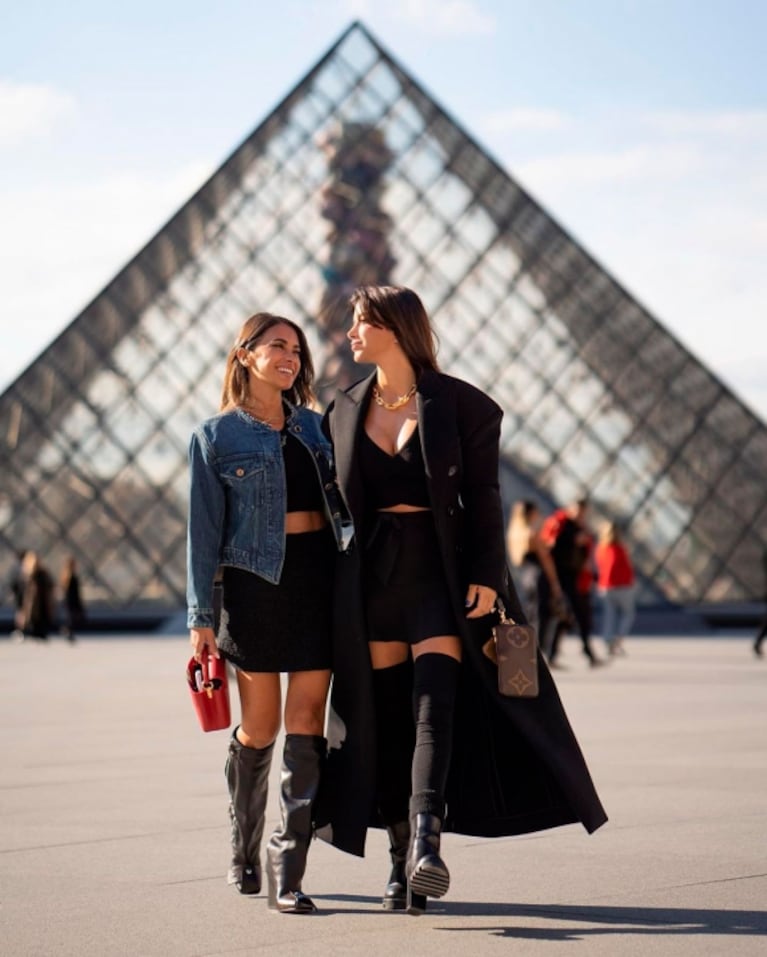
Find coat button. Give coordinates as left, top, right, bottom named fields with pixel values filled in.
left=235, top=468, right=245, bottom=477
left=325, top=482, right=333, bottom=490
left=447, top=505, right=456, bottom=516
left=447, top=465, right=458, bottom=476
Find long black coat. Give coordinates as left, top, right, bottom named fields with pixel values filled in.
left=316, top=369, right=607, bottom=857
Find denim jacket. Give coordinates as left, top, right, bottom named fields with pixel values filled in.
left=186, top=404, right=352, bottom=629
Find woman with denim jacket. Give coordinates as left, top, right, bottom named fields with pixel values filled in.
left=187, top=312, right=349, bottom=914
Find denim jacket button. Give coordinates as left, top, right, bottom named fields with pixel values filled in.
left=235, top=468, right=245, bottom=477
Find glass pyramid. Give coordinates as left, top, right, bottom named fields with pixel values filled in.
left=1, top=21, right=765, bottom=613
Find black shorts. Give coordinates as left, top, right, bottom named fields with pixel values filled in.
left=363, top=511, right=459, bottom=644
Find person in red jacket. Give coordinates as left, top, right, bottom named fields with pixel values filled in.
left=541, top=500, right=603, bottom=667
left=595, top=522, right=636, bottom=656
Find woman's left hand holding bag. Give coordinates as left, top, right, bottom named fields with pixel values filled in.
left=465, top=584, right=497, bottom=619
left=190, top=627, right=219, bottom=663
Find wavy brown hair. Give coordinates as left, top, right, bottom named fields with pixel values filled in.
left=349, top=285, right=440, bottom=374
left=220, top=313, right=315, bottom=410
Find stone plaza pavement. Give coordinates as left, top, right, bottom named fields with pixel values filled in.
left=1, top=631, right=765, bottom=957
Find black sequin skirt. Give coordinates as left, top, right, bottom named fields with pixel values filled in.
left=363, top=511, right=459, bottom=644
left=217, top=526, right=334, bottom=673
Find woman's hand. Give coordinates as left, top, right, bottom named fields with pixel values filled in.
left=465, top=584, right=497, bottom=619
left=190, top=627, right=218, bottom=662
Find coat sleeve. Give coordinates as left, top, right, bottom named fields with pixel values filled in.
left=455, top=386, right=507, bottom=594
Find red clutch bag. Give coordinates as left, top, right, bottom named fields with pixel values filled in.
left=186, top=652, right=231, bottom=732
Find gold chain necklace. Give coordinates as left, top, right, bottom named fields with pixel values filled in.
left=372, top=383, right=417, bottom=411
left=239, top=404, right=283, bottom=427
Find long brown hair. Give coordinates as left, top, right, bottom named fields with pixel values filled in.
left=220, top=313, right=315, bottom=410
left=507, top=500, right=540, bottom=566
left=349, top=285, right=440, bottom=374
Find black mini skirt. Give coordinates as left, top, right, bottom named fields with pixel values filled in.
left=217, top=526, right=334, bottom=673
left=363, top=511, right=459, bottom=644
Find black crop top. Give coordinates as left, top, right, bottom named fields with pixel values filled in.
left=282, top=431, right=323, bottom=512
left=359, top=428, right=430, bottom=509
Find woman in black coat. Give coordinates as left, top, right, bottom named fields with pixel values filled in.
left=317, top=285, right=607, bottom=915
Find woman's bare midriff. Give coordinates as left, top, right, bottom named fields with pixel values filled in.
left=377, top=505, right=430, bottom=513
left=285, top=510, right=327, bottom=534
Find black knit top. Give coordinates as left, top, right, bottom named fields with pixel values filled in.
left=282, top=430, right=323, bottom=512
left=358, top=428, right=430, bottom=509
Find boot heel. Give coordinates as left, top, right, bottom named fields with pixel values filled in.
left=409, top=858, right=450, bottom=899
left=238, top=864, right=261, bottom=895
left=406, top=885, right=427, bottom=916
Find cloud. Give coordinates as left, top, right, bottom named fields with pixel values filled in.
left=0, top=79, right=77, bottom=147
left=483, top=107, right=767, bottom=420
left=515, top=143, right=704, bottom=188
left=479, top=108, right=570, bottom=134
left=344, top=0, right=495, bottom=34
left=641, top=109, right=767, bottom=137
left=0, top=160, right=213, bottom=390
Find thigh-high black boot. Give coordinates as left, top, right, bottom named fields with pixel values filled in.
left=406, top=653, right=460, bottom=916
left=266, top=734, right=326, bottom=913
left=372, top=660, right=415, bottom=910
left=225, top=729, right=274, bottom=894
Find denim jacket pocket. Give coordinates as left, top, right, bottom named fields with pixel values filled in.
left=219, top=455, right=268, bottom=547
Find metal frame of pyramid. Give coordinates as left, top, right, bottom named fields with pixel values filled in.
left=1, top=21, right=766, bottom=613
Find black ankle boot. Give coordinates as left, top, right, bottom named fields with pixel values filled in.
left=225, top=730, right=274, bottom=894
left=266, top=734, right=325, bottom=914
left=406, top=812, right=449, bottom=915
left=382, top=821, right=410, bottom=910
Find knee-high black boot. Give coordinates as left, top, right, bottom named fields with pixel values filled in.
left=372, top=661, right=414, bottom=911
left=383, top=820, right=410, bottom=911
left=225, top=729, right=274, bottom=894
left=266, top=733, right=326, bottom=914
left=406, top=653, right=460, bottom=916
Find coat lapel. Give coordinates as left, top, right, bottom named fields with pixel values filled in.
left=417, top=370, right=455, bottom=504
left=331, top=373, right=375, bottom=521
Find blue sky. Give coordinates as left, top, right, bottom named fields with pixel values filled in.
left=2, top=0, right=766, bottom=417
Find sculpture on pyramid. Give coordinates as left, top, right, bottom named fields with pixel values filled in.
left=315, top=122, right=396, bottom=398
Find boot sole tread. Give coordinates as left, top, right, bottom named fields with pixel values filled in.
left=409, top=862, right=450, bottom=899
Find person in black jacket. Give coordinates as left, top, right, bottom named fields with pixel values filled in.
left=317, top=285, right=607, bottom=916
left=59, top=556, right=85, bottom=642
left=753, top=546, right=767, bottom=658
left=19, top=551, right=55, bottom=641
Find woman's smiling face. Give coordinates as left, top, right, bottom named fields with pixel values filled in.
left=240, top=322, right=302, bottom=389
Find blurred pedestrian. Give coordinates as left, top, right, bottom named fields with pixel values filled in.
left=8, top=549, right=28, bottom=641
left=19, top=551, right=55, bottom=641
left=542, top=499, right=604, bottom=667
left=60, top=556, right=85, bottom=642
left=595, top=522, right=636, bottom=657
left=753, top=546, right=767, bottom=658
left=506, top=500, right=563, bottom=633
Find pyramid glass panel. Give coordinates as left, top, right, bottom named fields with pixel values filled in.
left=1, top=21, right=766, bottom=613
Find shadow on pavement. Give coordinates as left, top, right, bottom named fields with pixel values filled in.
left=311, top=896, right=767, bottom=938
